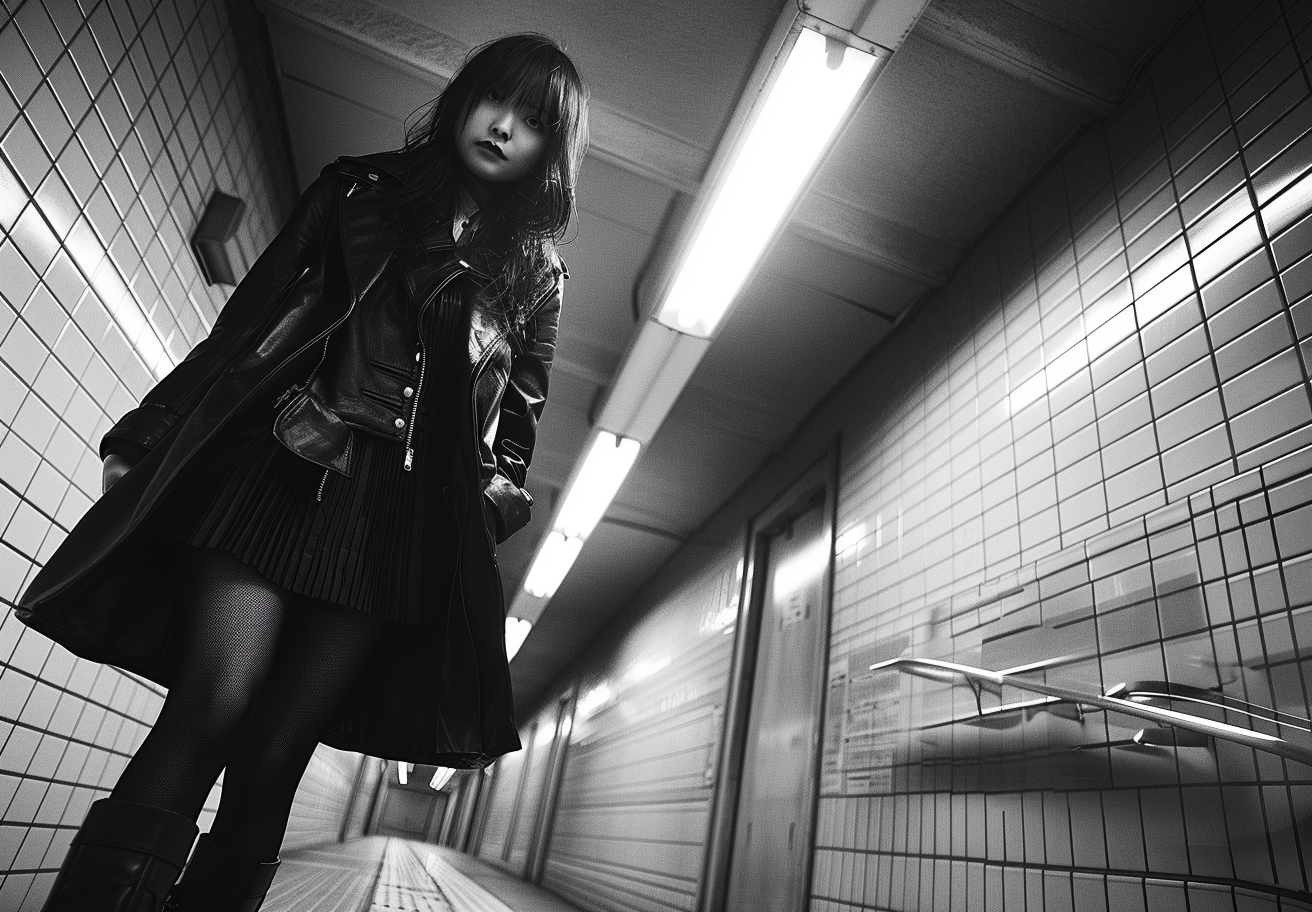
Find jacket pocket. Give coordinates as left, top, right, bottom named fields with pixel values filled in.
left=272, top=386, right=355, bottom=476
left=361, top=387, right=403, bottom=409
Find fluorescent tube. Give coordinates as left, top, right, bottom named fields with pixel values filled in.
left=520, top=432, right=639, bottom=602
left=555, top=432, right=642, bottom=539
left=504, top=616, right=533, bottom=660
left=657, top=28, right=877, bottom=337
left=512, top=22, right=885, bottom=645
left=524, top=531, right=584, bottom=598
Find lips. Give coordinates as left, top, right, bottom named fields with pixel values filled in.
left=476, top=140, right=507, bottom=160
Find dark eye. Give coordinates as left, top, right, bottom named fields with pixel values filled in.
left=525, top=114, right=544, bottom=130
left=486, top=88, right=503, bottom=102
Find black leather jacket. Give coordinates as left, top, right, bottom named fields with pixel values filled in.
left=17, top=151, right=564, bottom=764
left=103, top=153, right=565, bottom=542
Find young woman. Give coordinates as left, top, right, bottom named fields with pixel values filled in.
left=17, top=33, right=588, bottom=912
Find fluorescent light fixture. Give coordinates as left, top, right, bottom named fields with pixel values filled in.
left=520, top=431, right=640, bottom=604
left=504, top=616, right=533, bottom=660
left=512, top=15, right=896, bottom=639
left=523, top=531, right=584, bottom=599
left=556, top=432, right=642, bottom=538
left=657, top=28, right=877, bottom=337
left=396, top=761, right=412, bottom=785
left=429, top=767, right=455, bottom=791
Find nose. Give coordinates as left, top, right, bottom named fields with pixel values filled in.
left=489, top=109, right=513, bottom=139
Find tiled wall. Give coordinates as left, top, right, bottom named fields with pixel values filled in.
left=0, top=0, right=353, bottom=904
left=815, top=0, right=1312, bottom=907
left=488, top=0, right=1312, bottom=909
left=477, top=544, right=740, bottom=912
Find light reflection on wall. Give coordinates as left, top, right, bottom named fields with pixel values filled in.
left=625, top=655, right=671, bottom=683
left=699, top=558, right=743, bottom=636
left=835, top=522, right=866, bottom=557
left=575, top=682, right=613, bottom=721
left=1007, top=182, right=1264, bottom=418
left=772, top=536, right=829, bottom=605
left=1, top=157, right=175, bottom=379
left=1259, top=164, right=1312, bottom=236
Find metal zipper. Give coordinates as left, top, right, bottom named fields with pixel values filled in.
left=403, top=346, right=426, bottom=470
left=317, top=467, right=330, bottom=501
left=273, top=334, right=331, bottom=411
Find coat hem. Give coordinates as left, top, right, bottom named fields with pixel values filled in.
left=13, top=606, right=517, bottom=768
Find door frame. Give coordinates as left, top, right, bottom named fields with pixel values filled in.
left=470, top=761, right=501, bottom=855
left=697, top=440, right=840, bottom=912
left=525, top=690, right=577, bottom=882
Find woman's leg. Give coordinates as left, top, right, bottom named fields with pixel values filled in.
left=202, top=594, right=386, bottom=860
left=111, top=546, right=287, bottom=819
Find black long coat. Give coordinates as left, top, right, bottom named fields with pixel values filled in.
left=15, top=153, right=564, bottom=767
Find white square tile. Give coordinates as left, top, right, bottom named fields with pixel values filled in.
left=0, top=726, right=41, bottom=774
left=22, top=460, right=66, bottom=518
left=53, top=483, right=91, bottom=531
left=60, top=385, right=101, bottom=441
left=11, top=393, right=57, bottom=452
left=36, top=523, right=66, bottom=563
left=42, top=423, right=84, bottom=479
left=1, top=313, right=50, bottom=386
left=0, top=434, right=42, bottom=495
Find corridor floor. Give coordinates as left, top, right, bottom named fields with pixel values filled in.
left=262, top=838, right=583, bottom=912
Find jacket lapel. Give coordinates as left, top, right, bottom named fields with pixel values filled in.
left=339, top=181, right=400, bottom=307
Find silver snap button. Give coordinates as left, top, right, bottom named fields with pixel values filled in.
left=394, top=418, right=406, bottom=429
left=403, top=387, right=414, bottom=398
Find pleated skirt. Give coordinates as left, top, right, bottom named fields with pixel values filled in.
left=156, top=412, right=456, bottom=625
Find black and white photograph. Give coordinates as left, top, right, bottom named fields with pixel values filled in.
left=1, top=1, right=1311, bottom=910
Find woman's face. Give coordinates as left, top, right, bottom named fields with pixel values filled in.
left=457, top=89, right=551, bottom=185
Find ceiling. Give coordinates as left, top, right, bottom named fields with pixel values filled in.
left=255, top=0, right=1195, bottom=716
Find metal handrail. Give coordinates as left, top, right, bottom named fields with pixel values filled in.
left=1110, top=680, right=1312, bottom=730
left=868, top=656, right=1312, bottom=768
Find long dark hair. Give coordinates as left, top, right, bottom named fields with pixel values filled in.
left=390, top=34, right=588, bottom=325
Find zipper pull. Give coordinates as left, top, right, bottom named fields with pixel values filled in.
left=404, top=447, right=414, bottom=471
left=273, top=384, right=297, bottom=410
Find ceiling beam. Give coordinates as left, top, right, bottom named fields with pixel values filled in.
left=792, top=190, right=957, bottom=288
left=914, top=0, right=1123, bottom=115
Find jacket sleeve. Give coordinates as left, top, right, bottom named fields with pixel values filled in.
left=482, top=272, right=564, bottom=543
left=100, top=170, right=340, bottom=460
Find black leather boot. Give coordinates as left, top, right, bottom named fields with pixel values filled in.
left=162, top=835, right=280, bottom=912
left=40, top=797, right=198, bottom=912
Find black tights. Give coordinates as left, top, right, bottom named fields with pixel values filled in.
left=111, top=546, right=385, bottom=861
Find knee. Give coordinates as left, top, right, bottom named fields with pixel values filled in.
left=162, top=675, right=261, bottom=750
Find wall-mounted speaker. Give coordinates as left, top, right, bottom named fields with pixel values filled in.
left=192, top=190, right=246, bottom=285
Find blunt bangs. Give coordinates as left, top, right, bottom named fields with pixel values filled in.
left=463, top=35, right=588, bottom=190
